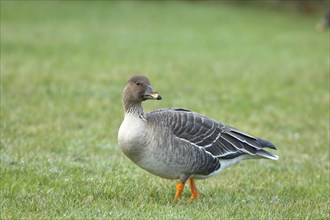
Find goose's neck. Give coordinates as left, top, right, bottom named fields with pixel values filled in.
left=123, top=101, right=145, bottom=119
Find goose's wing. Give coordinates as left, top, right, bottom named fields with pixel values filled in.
left=148, top=108, right=278, bottom=160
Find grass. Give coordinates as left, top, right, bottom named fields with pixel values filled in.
left=1, top=1, right=329, bottom=219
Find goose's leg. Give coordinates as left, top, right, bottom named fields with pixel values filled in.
left=188, top=178, right=202, bottom=200
left=173, top=181, right=185, bottom=202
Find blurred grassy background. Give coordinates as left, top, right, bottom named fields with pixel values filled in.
left=1, top=1, right=329, bottom=219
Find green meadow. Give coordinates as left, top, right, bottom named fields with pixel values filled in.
left=1, top=1, right=329, bottom=219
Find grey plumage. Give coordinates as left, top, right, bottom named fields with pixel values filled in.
left=145, top=108, right=278, bottom=177
left=118, top=75, right=278, bottom=201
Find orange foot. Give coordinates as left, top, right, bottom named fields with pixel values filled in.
left=188, top=178, right=202, bottom=200
left=173, top=181, right=185, bottom=203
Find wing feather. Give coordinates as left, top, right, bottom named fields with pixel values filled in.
left=146, top=108, right=278, bottom=160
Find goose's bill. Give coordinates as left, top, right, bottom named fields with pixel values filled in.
left=144, top=86, right=162, bottom=100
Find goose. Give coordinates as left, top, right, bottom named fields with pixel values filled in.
left=118, top=75, right=278, bottom=202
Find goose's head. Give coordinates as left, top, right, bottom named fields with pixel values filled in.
left=123, top=75, right=162, bottom=104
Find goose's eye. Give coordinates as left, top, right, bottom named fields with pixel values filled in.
left=136, top=82, right=141, bottom=86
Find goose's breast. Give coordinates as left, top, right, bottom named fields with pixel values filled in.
left=118, top=115, right=148, bottom=161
